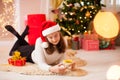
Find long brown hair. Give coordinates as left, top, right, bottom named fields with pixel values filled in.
left=45, top=32, right=66, bottom=55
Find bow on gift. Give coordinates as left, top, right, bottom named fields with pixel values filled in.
left=8, top=51, right=26, bottom=66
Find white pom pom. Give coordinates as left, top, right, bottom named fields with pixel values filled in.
left=41, top=42, right=48, bottom=48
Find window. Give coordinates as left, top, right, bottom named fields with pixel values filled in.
left=102, top=0, right=120, bottom=11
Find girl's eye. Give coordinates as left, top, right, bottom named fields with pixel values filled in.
left=47, top=36, right=52, bottom=39
left=49, top=37, right=52, bottom=39
left=54, top=33, right=59, bottom=37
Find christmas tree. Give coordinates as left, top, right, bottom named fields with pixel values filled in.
left=56, top=0, right=105, bottom=36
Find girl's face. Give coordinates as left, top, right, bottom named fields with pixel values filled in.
left=46, top=31, right=60, bottom=45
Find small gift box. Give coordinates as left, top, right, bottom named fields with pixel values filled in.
left=99, top=39, right=115, bottom=50
left=72, top=35, right=80, bottom=50
left=8, top=58, right=26, bottom=66
left=82, top=39, right=99, bottom=50
left=82, top=32, right=99, bottom=50
left=8, top=51, right=26, bottom=66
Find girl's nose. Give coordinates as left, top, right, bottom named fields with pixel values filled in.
left=52, top=38, right=56, bottom=41
left=52, top=37, right=57, bottom=42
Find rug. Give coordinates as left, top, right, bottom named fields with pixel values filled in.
left=0, top=49, right=87, bottom=76
left=0, top=62, right=87, bottom=76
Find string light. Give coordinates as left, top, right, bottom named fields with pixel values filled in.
left=2, top=0, right=13, bottom=3
left=0, top=0, right=16, bottom=40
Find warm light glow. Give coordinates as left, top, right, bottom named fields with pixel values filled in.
left=94, top=11, right=119, bottom=39
left=106, top=65, right=120, bottom=80
left=2, top=0, right=13, bottom=3
left=0, top=0, right=15, bottom=40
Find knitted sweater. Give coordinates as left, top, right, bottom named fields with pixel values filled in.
left=31, top=37, right=64, bottom=71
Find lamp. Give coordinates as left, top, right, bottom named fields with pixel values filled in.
left=93, top=11, right=119, bottom=39
left=106, top=65, right=120, bottom=80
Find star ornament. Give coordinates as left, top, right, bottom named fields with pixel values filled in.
left=85, top=11, right=90, bottom=17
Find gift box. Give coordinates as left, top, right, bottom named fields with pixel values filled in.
left=27, top=14, right=46, bottom=45
left=99, top=39, right=115, bottom=50
left=82, top=39, right=99, bottom=50
left=8, top=51, right=26, bottom=66
left=27, top=27, right=41, bottom=45
left=27, top=14, right=46, bottom=27
left=8, top=58, right=26, bottom=66
left=71, top=35, right=82, bottom=50
left=72, top=36, right=79, bottom=50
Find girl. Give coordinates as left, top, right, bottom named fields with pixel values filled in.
left=5, top=21, right=67, bottom=74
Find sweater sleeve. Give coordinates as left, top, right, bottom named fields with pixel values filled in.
left=31, top=37, right=51, bottom=71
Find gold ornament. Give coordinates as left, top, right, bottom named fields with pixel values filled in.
left=76, top=20, right=80, bottom=24
left=61, top=26, right=71, bottom=36
left=85, top=11, right=90, bottom=17
left=80, top=7, right=84, bottom=11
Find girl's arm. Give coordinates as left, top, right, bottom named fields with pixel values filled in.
left=31, top=37, right=51, bottom=71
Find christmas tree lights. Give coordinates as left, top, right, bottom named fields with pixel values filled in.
left=56, top=0, right=105, bottom=36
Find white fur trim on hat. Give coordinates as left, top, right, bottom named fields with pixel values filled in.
left=42, top=24, right=61, bottom=36
left=41, top=42, right=48, bottom=48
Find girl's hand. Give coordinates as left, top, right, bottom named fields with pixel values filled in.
left=49, top=64, right=67, bottom=74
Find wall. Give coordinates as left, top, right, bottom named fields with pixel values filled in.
left=19, top=0, right=42, bottom=33
left=0, top=0, right=50, bottom=46
left=17, top=0, right=50, bottom=40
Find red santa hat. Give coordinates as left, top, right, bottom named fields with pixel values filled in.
left=40, top=21, right=61, bottom=48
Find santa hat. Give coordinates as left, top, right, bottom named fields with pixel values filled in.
left=40, top=21, right=61, bottom=48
